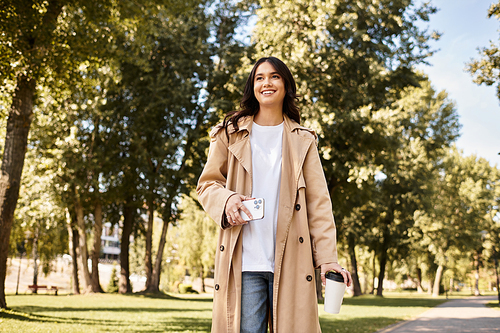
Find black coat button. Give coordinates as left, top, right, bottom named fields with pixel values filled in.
left=306, top=275, right=313, bottom=282
left=295, top=204, right=301, bottom=211
left=220, top=245, right=224, bottom=251
left=299, top=237, right=304, bottom=243
left=215, top=284, right=220, bottom=291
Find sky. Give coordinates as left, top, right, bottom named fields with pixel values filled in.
left=416, top=0, right=500, bottom=167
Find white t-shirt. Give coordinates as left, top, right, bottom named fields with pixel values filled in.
left=241, top=121, right=284, bottom=272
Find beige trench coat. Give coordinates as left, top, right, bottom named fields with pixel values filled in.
left=197, top=115, right=338, bottom=333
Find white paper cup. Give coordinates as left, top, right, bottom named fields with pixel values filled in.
left=324, top=271, right=346, bottom=314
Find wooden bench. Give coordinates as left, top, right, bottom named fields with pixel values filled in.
left=28, top=285, right=58, bottom=295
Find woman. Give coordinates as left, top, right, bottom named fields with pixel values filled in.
left=197, top=57, right=352, bottom=333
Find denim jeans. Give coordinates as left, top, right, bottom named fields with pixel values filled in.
left=240, top=271, right=274, bottom=333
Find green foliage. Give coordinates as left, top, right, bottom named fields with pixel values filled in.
left=467, top=1, right=500, bottom=99
left=174, top=194, right=218, bottom=283
left=107, top=266, right=119, bottom=293
left=178, top=284, right=198, bottom=294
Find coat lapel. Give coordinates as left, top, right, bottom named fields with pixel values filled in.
left=228, top=118, right=253, bottom=176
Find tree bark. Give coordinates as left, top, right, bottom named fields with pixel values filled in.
left=0, top=0, right=64, bottom=309
left=90, top=201, right=104, bottom=292
left=348, top=235, right=362, bottom=296
left=427, top=272, right=433, bottom=295
left=31, top=227, right=39, bottom=290
left=66, top=211, right=81, bottom=294
left=376, top=246, right=388, bottom=296
left=370, top=251, right=376, bottom=294
left=315, top=269, right=323, bottom=301
left=200, top=267, right=206, bottom=293
left=416, top=267, right=424, bottom=293
left=432, top=265, right=444, bottom=297
left=119, top=201, right=134, bottom=294
left=0, top=75, right=36, bottom=308
left=474, top=252, right=480, bottom=296
left=144, top=200, right=154, bottom=291
left=74, top=191, right=92, bottom=292
left=149, top=218, right=170, bottom=292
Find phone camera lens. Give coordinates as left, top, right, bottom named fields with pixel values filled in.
left=255, top=205, right=260, bottom=209
left=258, top=199, right=262, bottom=204
left=254, top=200, right=258, bottom=204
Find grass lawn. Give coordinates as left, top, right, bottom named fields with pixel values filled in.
left=0, top=291, right=449, bottom=332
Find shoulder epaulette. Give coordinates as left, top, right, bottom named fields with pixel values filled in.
left=295, top=126, right=319, bottom=145
left=209, top=123, right=224, bottom=138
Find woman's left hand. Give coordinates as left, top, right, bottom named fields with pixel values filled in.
left=320, top=262, right=352, bottom=287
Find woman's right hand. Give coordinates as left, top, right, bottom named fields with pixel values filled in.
left=225, top=194, right=254, bottom=226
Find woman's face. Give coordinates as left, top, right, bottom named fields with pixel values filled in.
left=253, top=61, right=286, bottom=110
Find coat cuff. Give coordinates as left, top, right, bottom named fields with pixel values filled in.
left=314, top=255, right=338, bottom=269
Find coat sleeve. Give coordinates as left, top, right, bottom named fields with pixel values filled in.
left=302, top=141, right=338, bottom=267
left=196, top=129, right=236, bottom=229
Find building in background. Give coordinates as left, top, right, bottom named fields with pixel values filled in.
left=101, top=222, right=120, bottom=261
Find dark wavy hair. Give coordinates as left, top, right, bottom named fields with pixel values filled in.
left=223, top=57, right=301, bottom=138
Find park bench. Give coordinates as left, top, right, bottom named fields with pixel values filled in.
left=28, top=285, right=58, bottom=295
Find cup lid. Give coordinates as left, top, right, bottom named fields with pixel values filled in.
left=325, top=271, right=344, bottom=283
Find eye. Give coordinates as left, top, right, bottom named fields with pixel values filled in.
left=272, top=74, right=281, bottom=79
left=255, top=76, right=263, bottom=81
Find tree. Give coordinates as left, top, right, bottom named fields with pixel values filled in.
left=250, top=0, right=441, bottom=295
left=411, top=148, right=499, bottom=296
left=467, top=2, right=500, bottom=100
left=176, top=194, right=218, bottom=292
left=99, top=3, right=218, bottom=292
left=0, top=0, right=205, bottom=307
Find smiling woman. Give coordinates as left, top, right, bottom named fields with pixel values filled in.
left=196, top=57, right=352, bottom=333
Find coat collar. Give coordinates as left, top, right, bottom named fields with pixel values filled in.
left=233, top=114, right=309, bottom=136
left=227, top=114, right=315, bottom=189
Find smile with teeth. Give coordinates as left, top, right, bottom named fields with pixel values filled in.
left=261, top=90, right=276, bottom=95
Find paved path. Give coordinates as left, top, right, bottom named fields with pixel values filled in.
left=378, top=296, right=500, bottom=333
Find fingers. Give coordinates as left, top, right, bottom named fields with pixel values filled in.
left=321, top=263, right=352, bottom=287
left=239, top=203, right=253, bottom=221
left=225, top=194, right=252, bottom=226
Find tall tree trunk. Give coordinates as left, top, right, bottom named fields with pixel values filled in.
left=0, top=75, right=36, bottom=308
left=90, top=201, right=103, bottom=293
left=370, top=251, right=376, bottom=294
left=474, top=252, right=480, bottom=296
left=66, top=211, right=81, bottom=294
left=149, top=218, right=170, bottom=292
left=348, top=235, right=362, bottom=296
left=315, top=269, right=323, bottom=301
left=416, top=267, right=424, bottom=293
left=149, top=219, right=168, bottom=292
left=432, top=265, right=444, bottom=297
left=74, top=191, right=92, bottom=293
left=376, top=245, right=388, bottom=296
left=32, top=227, right=39, bottom=290
left=427, top=272, right=433, bottom=295
left=0, top=0, right=63, bottom=308
left=144, top=201, right=154, bottom=291
left=201, top=267, right=206, bottom=293
left=119, top=201, right=134, bottom=294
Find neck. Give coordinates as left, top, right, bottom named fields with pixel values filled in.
left=254, top=106, right=283, bottom=126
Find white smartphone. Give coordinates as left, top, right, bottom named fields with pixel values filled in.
left=239, top=198, right=265, bottom=221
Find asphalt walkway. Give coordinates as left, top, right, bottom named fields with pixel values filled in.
left=378, top=296, right=500, bottom=333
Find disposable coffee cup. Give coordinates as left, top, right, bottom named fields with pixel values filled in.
left=324, top=271, right=346, bottom=314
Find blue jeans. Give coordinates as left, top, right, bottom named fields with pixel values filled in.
left=240, top=271, right=274, bottom=333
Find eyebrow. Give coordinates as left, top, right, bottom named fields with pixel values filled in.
left=255, top=71, right=280, bottom=76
